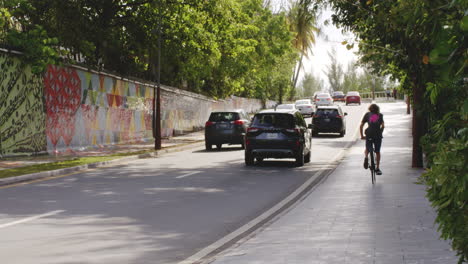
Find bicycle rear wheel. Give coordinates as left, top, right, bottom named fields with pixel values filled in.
left=370, top=151, right=376, bottom=184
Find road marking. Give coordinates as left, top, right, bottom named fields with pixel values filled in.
left=0, top=210, right=65, bottom=229
left=176, top=171, right=201, bottom=179
left=178, top=109, right=364, bottom=264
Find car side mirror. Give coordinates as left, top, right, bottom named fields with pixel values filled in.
left=308, top=124, right=313, bottom=129
left=344, top=112, right=348, bottom=116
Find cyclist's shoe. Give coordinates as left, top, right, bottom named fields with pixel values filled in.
left=376, top=168, right=382, bottom=175
left=363, top=157, right=369, bottom=169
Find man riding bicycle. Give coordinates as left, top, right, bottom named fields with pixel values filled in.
left=360, top=104, right=385, bottom=175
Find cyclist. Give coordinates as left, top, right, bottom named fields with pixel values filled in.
left=360, top=104, right=385, bottom=175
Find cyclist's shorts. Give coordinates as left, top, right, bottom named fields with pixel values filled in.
left=366, top=138, right=382, bottom=153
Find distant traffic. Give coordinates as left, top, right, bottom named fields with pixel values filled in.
left=204, top=92, right=363, bottom=167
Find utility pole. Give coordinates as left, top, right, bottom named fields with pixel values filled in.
left=372, top=77, right=376, bottom=101
left=153, top=2, right=162, bottom=150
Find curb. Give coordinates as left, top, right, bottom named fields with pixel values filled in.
left=0, top=140, right=205, bottom=187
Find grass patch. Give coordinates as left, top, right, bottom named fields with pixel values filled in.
left=0, top=149, right=154, bottom=179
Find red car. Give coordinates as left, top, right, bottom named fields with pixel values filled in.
left=345, top=91, right=361, bottom=105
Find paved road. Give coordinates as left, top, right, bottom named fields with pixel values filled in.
left=0, top=104, right=367, bottom=264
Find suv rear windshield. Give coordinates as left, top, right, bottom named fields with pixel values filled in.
left=316, top=109, right=339, bottom=117
left=252, top=113, right=294, bottom=129
left=209, top=112, right=240, bottom=122
left=295, top=100, right=311, bottom=105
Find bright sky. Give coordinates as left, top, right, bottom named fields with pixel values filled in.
left=270, top=1, right=359, bottom=89
left=303, top=9, right=358, bottom=83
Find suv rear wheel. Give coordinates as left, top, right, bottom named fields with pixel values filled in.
left=245, top=151, right=254, bottom=166
left=295, top=151, right=305, bottom=167
left=304, top=151, right=311, bottom=163
left=205, top=141, right=212, bottom=151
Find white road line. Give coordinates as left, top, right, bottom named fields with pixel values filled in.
left=0, top=210, right=64, bottom=229
left=178, top=108, right=363, bottom=264
left=176, top=171, right=202, bottom=179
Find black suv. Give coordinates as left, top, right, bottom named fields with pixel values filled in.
left=312, top=105, right=347, bottom=137
left=205, top=110, right=251, bottom=150
left=245, top=109, right=312, bottom=167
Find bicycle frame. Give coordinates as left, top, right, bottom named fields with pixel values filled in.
left=367, top=138, right=376, bottom=184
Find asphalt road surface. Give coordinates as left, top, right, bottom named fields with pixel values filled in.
left=0, top=103, right=367, bottom=264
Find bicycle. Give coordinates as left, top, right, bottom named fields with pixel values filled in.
left=367, top=137, right=376, bottom=184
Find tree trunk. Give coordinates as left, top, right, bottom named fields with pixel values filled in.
left=293, top=53, right=304, bottom=89
left=406, top=94, right=410, bottom=114
left=412, top=81, right=424, bottom=168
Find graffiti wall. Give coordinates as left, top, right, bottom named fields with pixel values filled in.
left=44, top=65, right=154, bottom=153
left=0, top=51, right=272, bottom=156
left=0, top=53, right=47, bottom=156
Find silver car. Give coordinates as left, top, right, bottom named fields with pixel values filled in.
left=315, top=93, right=333, bottom=106
left=275, top=104, right=297, bottom=110
left=295, top=99, right=314, bottom=116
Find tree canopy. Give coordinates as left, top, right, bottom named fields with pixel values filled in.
left=0, top=0, right=320, bottom=101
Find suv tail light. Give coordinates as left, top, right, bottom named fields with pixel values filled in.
left=205, top=121, right=215, bottom=127
left=326, top=98, right=331, bottom=101
left=336, top=115, right=342, bottom=118
left=247, top=127, right=261, bottom=133
left=231, top=120, right=244, bottom=125
left=307, top=106, right=312, bottom=108
left=285, top=128, right=300, bottom=134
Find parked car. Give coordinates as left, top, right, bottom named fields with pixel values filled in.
left=245, top=109, right=312, bottom=167
left=312, top=105, right=347, bottom=137
left=315, top=93, right=333, bottom=106
left=332, top=91, right=345, bottom=102
left=295, top=99, right=314, bottom=116
left=205, top=110, right=250, bottom=150
left=345, top=91, right=361, bottom=105
left=276, top=104, right=297, bottom=110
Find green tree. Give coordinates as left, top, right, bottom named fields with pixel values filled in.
left=298, top=72, right=323, bottom=98
left=323, top=48, right=343, bottom=93
left=288, top=0, right=320, bottom=89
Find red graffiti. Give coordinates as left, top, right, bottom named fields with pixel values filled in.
left=44, top=65, right=81, bottom=149
left=81, top=104, right=98, bottom=141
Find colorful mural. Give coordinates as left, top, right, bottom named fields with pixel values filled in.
left=1, top=51, right=271, bottom=156
left=43, top=65, right=154, bottom=153
left=0, top=53, right=47, bottom=156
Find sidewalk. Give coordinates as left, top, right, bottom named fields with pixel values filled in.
left=0, top=131, right=205, bottom=171
left=209, top=102, right=458, bottom=264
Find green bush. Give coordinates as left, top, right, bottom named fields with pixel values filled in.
left=421, top=113, right=468, bottom=263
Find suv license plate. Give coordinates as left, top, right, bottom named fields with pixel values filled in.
left=267, top=133, right=278, bottom=139
left=218, top=124, right=228, bottom=128
left=324, top=118, right=330, bottom=122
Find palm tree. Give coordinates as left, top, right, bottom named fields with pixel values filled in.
left=288, top=0, right=319, bottom=89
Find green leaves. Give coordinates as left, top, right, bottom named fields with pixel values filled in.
left=460, top=15, right=468, bottom=31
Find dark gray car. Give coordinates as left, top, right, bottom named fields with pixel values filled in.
left=245, top=109, right=312, bottom=167
left=312, top=105, right=347, bottom=137
left=205, top=110, right=250, bottom=150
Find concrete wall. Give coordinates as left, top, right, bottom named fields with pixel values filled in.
left=0, top=51, right=274, bottom=156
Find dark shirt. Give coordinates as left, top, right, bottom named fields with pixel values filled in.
left=362, top=112, right=384, bottom=138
